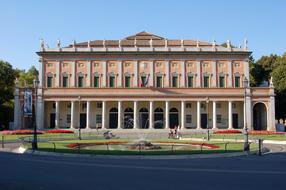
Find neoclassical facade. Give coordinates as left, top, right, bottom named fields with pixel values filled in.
left=14, top=32, right=276, bottom=131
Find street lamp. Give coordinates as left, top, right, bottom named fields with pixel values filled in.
left=206, top=97, right=210, bottom=141
left=32, top=78, right=40, bottom=150
left=78, top=96, right=82, bottom=140
left=243, top=77, right=249, bottom=151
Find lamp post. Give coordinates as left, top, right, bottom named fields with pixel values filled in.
left=206, top=97, right=210, bottom=141
left=243, top=77, right=249, bottom=151
left=78, top=96, right=82, bottom=140
left=32, top=78, right=40, bottom=150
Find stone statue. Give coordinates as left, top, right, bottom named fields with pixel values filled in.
left=270, top=76, right=274, bottom=87
left=40, top=39, right=44, bottom=50
left=57, top=40, right=61, bottom=48
left=244, top=38, right=248, bottom=50
left=196, top=40, right=199, bottom=48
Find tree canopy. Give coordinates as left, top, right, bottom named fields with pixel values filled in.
left=0, top=60, right=15, bottom=106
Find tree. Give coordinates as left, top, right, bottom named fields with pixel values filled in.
left=15, top=66, right=39, bottom=87
left=0, top=60, right=15, bottom=129
left=256, top=54, right=278, bottom=83
left=0, top=60, right=15, bottom=106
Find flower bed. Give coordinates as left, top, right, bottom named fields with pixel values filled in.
left=1, top=130, right=43, bottom=135
left=45, top=129, right=74, bottom=134
left=249, top=130, right=286, bottom=135
left=67, top=141, right=220, bottom=149
left=213, top=130, right=242, bottom=134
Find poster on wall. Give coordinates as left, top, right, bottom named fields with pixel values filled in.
left=24, top=89, right=33, bottom=116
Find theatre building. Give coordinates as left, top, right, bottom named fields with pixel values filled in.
left=13, top=32, right=276, bottom=131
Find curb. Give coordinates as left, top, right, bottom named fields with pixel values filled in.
left=22, top=148, right=261, bottom=160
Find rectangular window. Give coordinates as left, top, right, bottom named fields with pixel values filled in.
left=219, top=76, right=225, bottom=87
left=235, top=76, right=240, bottom=87
left=94, top=76, right=99, bottom=87
left=172, top=76, right=178, bottom=87
left=156, top=76, right=162, bottom=87
left=141, top=76, right=146, bottom=87
left=125, top=76, right=131, bottom=87
left=66, top=114, right=71, bottom=124
left=187, top=76, right=193, bottom=87
left=81, top=103, right=87, bottom=110
left=109, top=76, right=115, bottom=87
left=96, top=102, right=102, bottom=108
left=78, top=76, right=84, bottom=87
left=217, top=115, right=222, bottom=123
left=47, top=76, right=53, bottom=87
left=96, top=114, right=102, bottom=124
left=63, top=76, right=68, bottom=87
left=203, top=76, right=209, bottom=88
left=186, top=115, right=192, bottom=124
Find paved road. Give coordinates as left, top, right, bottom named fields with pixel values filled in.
left=0, top=151, right=286, bottom=190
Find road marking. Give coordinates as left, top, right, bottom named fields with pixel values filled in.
left=21, top=157, right=286, bottom=175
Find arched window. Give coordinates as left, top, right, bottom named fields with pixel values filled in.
left=171, top=72, right=179, bottom=87
left=203, top=73, right=210, bottom=88
left=156, top=72, right=163, bottom=88
left=62, top=72, right=69, bottom=87
left=218, top=73, right=226, bottom=88
left=93, top=72, right=100, bottom=88
left=47, top=73, right=54, bottom=87
left=187, top=73, right=194, bottom=88
left=77, top=72, right=85, bottom=87
left=124, top=72, right=131, bottom=88
left=234, top=72, right=241, bottom=87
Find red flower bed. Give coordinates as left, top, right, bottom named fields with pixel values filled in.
left=213, top=130, right=242, bottom=134
left=67, top=141, right=220, bottom=149
left=249, top=130, right=286, bottom=135
left=45, top=129, right=74, bottom=134
left=1, top=130, right=43, bottom=135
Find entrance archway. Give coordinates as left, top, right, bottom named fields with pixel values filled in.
left=169, top=107, right=179, bottom=129
left=109, top=107, right=118, bottom=129
left=139, top=108, right=149, bottom=129
left=154, top=107, right=164, bottom=129
left=124, top=107, right=134, bottom=129
left=253, top=103, right=267, bottom=130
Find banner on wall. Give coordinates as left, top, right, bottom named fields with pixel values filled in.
left=23, top=89, right=33, bottom=116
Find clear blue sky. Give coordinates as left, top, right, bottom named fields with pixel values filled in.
left=0, top=0, right=285, bottom=70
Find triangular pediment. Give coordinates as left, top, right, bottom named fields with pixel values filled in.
left=124, top=31, right=165, bottom=40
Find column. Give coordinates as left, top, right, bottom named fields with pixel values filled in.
left=55, top=101, right=60, bottom=129
left=13, top=88, right=21, bottom=129
left=244, top=60, right=250, bottom=82
left=197, top=101, right=201, bottom=129
left=133, top=101, right=138, bottom=129
left=212, top=61, right=217, bottom=87
left=212, top=101, right=217, bottom=129
left=196, top=61, right=201, bottom=87
left=70, top=101, right=75, bottom=129
left=149, top=101, right=154, bottom=129
left=86, top=101, right=91, bottom=129
left=181, top=101, right=185, bottom=129
left=165, top=61, right=170, bottom=87
left=228, top=61, right=233, bottom=87
left=165, top=101, right=169, bottom=128
left=56, top=61, right=60, bottom=87
left=102, top=101, right=106, bottom=129
left=181, top=61, right=186, bottom=87
left=118, top=61, right=122, bottom=87
left=87, top=61, right=91, bottom=87
left=134, top=61, right=138, bottom=87
left=102, top=61, right=107, bottom=87
left=150, top=61, right=154, bottom=86
left=39, top=58, right=45, bottom=87
left=72, top=61, right=76, bottom=87
left=245, top=90, right=252, bottom=130
left=268, top=96, right=276, bottom=130
left=228, top=101, right=233, bottom=129
left=36, top=96, right=44, bottom=129
left=118, top=101, right=122, bottom=129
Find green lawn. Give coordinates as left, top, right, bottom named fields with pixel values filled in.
left=24, top=139, right=258, bottom=155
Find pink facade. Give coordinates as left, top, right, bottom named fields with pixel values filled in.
left=14, top=32, right=276, bottom=131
